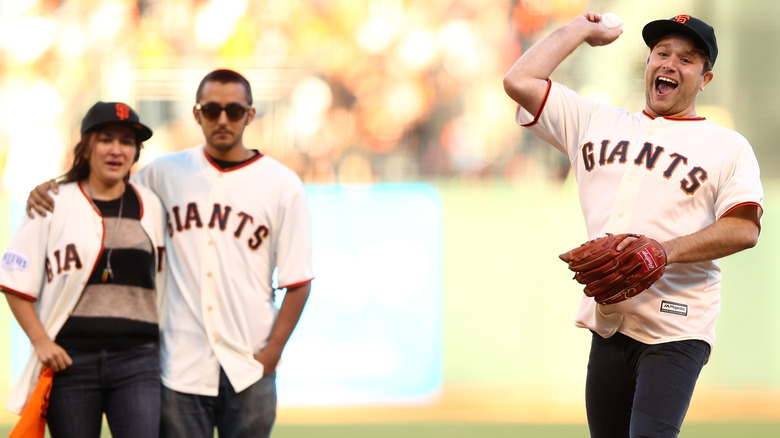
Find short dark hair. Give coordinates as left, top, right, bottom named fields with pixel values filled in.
left=700, top=55, right=713, bottom=74
left=195, top=69, right=253, bottom=105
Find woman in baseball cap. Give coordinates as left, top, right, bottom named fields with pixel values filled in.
left=66, top=101, right=153, bottom=182
left=1, top=101, right=167, bottom=437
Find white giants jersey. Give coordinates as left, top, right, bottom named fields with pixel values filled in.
left=516, top=81, right=763, bottom=351
left=132, top=146, right=313, bottom=395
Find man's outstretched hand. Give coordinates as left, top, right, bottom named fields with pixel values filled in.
left=26, top=180, right=59, bottom=218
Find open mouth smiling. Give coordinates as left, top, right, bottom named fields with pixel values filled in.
left=655, top=76, right=678, bottom=95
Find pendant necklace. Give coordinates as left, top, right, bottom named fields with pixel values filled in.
left=88, top=183, right=124, bottom=282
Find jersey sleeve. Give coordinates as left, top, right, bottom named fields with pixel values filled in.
left=274, top=182, right=313, bottom=289
left=130, top=161, right=156, bottom=191
left=515, top=80, right=599, bottom=158
left=714, top=137, right=764, bottom=222
left=0, top=212, right=51, bottom=301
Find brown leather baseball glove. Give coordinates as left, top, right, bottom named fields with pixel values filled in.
left=559, top=233, right=667, bottom=305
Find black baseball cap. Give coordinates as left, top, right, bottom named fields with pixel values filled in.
left=81, top=101, right=153, bottom=142
left=642, top=14, right=718, bottom=66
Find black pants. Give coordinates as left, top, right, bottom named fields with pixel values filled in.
left=585, top=331, right=710, bottom=438
left=47, top=343, right=161, bottom=438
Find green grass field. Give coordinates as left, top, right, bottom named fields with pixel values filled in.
left=1, top=421, right=779, bottom=437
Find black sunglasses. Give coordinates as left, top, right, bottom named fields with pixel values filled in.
left=195, top=103, right=250, bottom=121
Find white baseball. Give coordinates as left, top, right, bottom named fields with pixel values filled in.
left=600, top=12, right=623, bottom=30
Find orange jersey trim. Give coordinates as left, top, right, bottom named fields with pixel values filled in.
left=719, top=202, right=763, bottom=234
left=0, top=286, right=37, bottom=302
left=203, top=148, right=264, bottom=172
left=520, top=79, right=552, bottom=127
left=641, top=110, right=706, bottom=121
left=279, top=277, right=314, bottom=290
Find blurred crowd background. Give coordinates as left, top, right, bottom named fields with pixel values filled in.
left=0, top=0, right=629, bottom=197
left=1, top=0, right=777, bottom=195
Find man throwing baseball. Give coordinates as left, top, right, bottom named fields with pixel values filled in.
left=503, top=12, right=763, bottom=438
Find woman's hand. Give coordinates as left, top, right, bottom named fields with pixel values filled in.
left=32, top=338, right=72, bottom=372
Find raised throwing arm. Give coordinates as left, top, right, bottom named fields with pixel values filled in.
left=503, top=12, right=622, bottom=115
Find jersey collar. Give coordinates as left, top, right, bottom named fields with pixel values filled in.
left=642, top=109, right=706, bottom=121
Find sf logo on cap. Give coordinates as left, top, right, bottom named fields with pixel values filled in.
left=673, top=14, right=691, bottom=24
left=115, top=103, right=131, bottom=120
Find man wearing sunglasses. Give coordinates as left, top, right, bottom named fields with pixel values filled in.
left=193, top=101, right=252, bottom=153
left=26, top=69, right=314, bottom=438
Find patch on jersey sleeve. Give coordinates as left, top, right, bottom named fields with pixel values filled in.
left=1, top=251, right=29, bottom=271
left=660, top=300, right=688, bottom=317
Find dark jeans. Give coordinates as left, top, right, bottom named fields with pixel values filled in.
left=47, top=343, right=161, bottom=438
left=160, top=368, right=277, bottom=438
left=586, top=331, right=710, bottom=438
